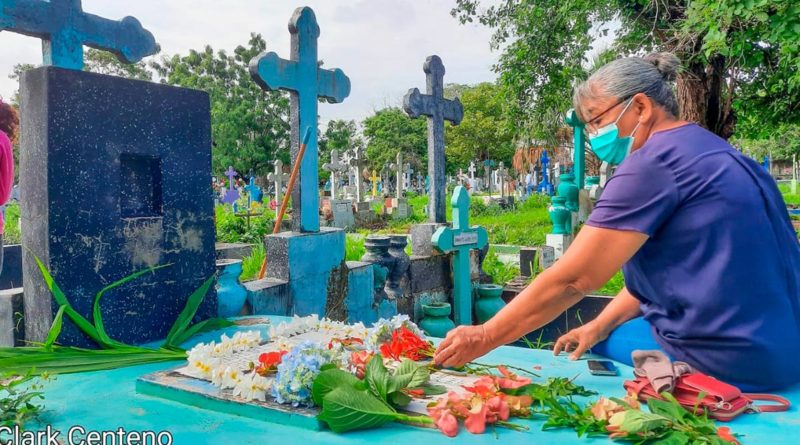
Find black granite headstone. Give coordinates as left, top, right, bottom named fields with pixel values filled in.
left=20, top=67, right=216, bottom=347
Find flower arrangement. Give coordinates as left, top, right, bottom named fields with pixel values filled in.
left=271, top=341, right=336, bottom=407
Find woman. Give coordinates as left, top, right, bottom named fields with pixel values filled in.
left=433, top=53, right=800, bottom=391
left=0, top=99, right=16, bottom=273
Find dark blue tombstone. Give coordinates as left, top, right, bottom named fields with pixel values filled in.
left=20, top=67, right=216, bottom=347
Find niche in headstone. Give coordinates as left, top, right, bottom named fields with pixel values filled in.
left=20, top=67, right=216, bottom=347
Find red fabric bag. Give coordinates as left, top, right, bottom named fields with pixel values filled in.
left=624, top=372, right=790, bottom=422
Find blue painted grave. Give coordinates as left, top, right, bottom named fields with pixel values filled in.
left=249, top=6, right=351, bottom=233
left=221, top=166, right=240, bottom=205
left=0, top=0, right=158, bottom=70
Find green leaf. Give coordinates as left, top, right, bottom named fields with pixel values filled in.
left=34, top=255, right=104, bottom=346
left=93, top=264, right=170, bottom=346
left=317, top=385, right=398, bottom=433
left=647, top=395, right=689, bottom=421
left=312, top=368, right=361, bottom=406
left=43, top=305, right=66, bottom=350
left=658, top=431, right=691, bottom=445
left=389, top=391, right=412, bottom=407
left=163, top=276, right=215, bottom=348
left=168, top=318, right=235, bottom=348
left=391, top=359, right=429, bottom=391
left=365, top=355, right=390, bottom=401
left=618, top=410, right=671, bottom=435
left=419, top=384, right=447, bottom=396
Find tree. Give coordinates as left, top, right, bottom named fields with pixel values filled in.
left=733, top=124, right=800, bottom=161
left=444, top=82, right=515, bottom=169
left=85, top=48, right=153, bottom=81
left=452, top=0, right=800, bottom=142
left=362, top=108, right=427, bottom=172
left=151, top=34, right=290, bottom=177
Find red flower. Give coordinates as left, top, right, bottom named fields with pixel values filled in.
left=465, top=402, right=489, bottom=434
left=255, top=350, right=287, bottom=376
left=379, top=327, right=434, bottom=361
left=717, top=427, right=740, bottom=445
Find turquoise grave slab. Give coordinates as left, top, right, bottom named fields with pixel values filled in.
left=30, top=316, right=800, bottom=444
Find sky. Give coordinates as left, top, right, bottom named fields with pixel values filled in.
left=0, top=0, right=500, bottom=124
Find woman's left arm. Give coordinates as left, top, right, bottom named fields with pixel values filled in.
left=433, top=225, right=648, bottom=367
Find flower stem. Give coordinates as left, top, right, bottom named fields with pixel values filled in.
left=394, top=413, right=434, bottom=425
left=496, top=420, right=529, bottom=431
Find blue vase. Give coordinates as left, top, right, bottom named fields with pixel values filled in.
left=216, top=259, right=247, bottom=318
left=419, top=302, right=456, bottom=338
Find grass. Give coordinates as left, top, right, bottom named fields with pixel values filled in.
left=3, top=202, right=20, bottom=245
left=239, top=244, right=266, bottom=282
left=778, top=183, right=800, bottom=206
left=365, top=191, right=552, bottom=247
left=482, top=248, right=520, bottom=285
left=595, top=271, right=625, bottom=296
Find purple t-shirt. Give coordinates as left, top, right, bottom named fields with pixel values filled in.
left=587, top=123, right=800, bottom=390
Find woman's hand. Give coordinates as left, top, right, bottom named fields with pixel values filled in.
left=433, top=325, right=494, bottom=368
left=553, top=321, right=610, bottom=360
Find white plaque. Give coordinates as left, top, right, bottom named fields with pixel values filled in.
left=453, top=232, right=478, bottom=246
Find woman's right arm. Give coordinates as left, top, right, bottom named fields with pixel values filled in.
left=552, top=286, right=642, bottom=359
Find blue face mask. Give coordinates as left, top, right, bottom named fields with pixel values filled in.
left=587, top=99, right=641, bottom=165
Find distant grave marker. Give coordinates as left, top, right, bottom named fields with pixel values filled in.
left=403, top=56, right=464, bottom=223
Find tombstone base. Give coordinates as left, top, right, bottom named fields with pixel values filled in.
left=330, top=199, right=355, bottom=230
left=0, top=288, right=24, bottom=347
left=410, top=223, right=448, bottom=256
left=546, top=234, right=572, bottom=259
left=263, top=228, right=346, bottom=317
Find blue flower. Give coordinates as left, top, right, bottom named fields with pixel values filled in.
left=271, top=341, right=332, bottom=407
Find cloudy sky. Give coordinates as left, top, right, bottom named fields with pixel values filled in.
left=0, top=0, right=500, bottom=123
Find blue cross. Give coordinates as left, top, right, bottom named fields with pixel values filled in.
left=0, top=0, right=158, bottom=70
left=249, top=7, right=351, bottom=233
left=432, top=186, right=488, bottom=326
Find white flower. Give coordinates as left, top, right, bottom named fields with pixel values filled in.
left=233, top=372, right=270, bottom=402
left=221, top=366, right=243, bottom=389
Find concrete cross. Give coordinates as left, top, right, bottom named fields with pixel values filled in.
left=468, top=161, right=476, bottom=180
left=537, top=151, right=553, bottom=195
left=267, top=159, right=290, bottom=211
left=347, top=147, right=369, bottom=202
left=221, top=166, right=240, bottom=205
left=416, top=171, right=423, bottom=193
left=498, top=162, right=509, bottom=198
left=432, top=186, right=488, bottom=326
left=245, top=176, right=263, bottom=205
left=404, top=163, right=413, bottom=191
left=394, top=152, right=404, bottom=199
left=323, top=149, right=347, bottom=200
left=0, top=0, right=158, bottom=70
left=371, top=169, right=378, bottom=197
left=565, top=109, right=586, bottom=189
left=249, top=6, right=351, bottom=232
left=403, top=55, right=464, bottom=223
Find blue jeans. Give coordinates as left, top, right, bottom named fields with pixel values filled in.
left=590, top=317, right=663, bottom=367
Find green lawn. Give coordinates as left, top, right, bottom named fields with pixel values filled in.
left=779, top=183, right=800, bottom=206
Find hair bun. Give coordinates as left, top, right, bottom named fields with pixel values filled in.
left=644, top=52, right=680, bottom=82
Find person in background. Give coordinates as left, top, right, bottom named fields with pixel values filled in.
left=0, top=99, right=17, bottom=273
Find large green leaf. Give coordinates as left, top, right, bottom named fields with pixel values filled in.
left=312, top=368, right=361, bottom=406
left=93, top=264, right=170, bottom=346
left=163, top=276, right=215, bottom=348
left=619, top=410, right=671, bottom=435
left=389, top=359, right=429, bottom=393
left=365, top=355, right=390, bottom=401
left=34, top=256, right=104, bottom=346
left=43, top=305, right=66, bottom=351
left=317, top=385, right=398, bottom=433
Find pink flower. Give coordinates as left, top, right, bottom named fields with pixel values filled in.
left=435, top=412, right=459, bottom=437
left=465, top=402, right=489, bottom=434
left=486, top=395, right=510, bottom=422
left=496, top=366, right=531, bottom=389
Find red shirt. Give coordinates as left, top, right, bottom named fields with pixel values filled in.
left=0, top=130, right=14, bottom=234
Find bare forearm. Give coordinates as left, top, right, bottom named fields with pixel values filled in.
left=590, top=287, right=642, bottom=334
left=483, top=267, right=586, bottom=347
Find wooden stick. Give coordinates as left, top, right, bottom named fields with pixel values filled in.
left=257, top=128, right=312, bottom=280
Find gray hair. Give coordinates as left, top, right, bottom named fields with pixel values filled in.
left=573, top=52, right=680, bottom=122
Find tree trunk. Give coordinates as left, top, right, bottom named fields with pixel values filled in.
left=676, top=55, right=736, bottom=139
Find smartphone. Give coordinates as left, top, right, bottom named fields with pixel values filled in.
left=587, top=359, right=619, bottom=376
